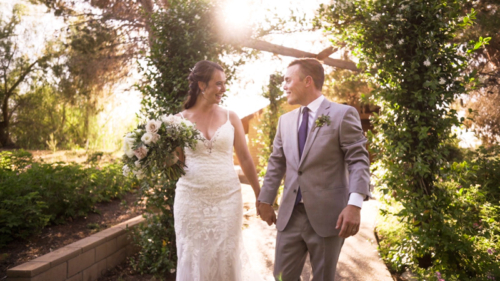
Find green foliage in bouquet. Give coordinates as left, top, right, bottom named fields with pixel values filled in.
left=122, top=116, right=200, bottom=181
left=316, top=0, right=496, bottom=279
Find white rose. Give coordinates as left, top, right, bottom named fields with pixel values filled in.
left=123, top=137, right=135, bottom=158
left=181, top=119, right=194, bottom=127
left=146, top=119, right=162, bottom=134
left=161, top=114, right=172, bottom=124
left=439, top=78, right=446, bottom=85
left=386, top=44, right=393, bottom=49
left=141, top=132, right=154, bottom=145
left=161, top=114, right=184, bottom=126
left=399, top=39, right=404, bottom=45
left=135, top=160, right=141, bottom=168
left=122, top=165, right=131, bottom=176
left=424, top=59, right=431, bottom=67
left=171, top=115, right=184, bottom=125
left=133, top=169, right=145, bottom=180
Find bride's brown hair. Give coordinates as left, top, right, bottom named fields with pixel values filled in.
left=184, top=60, right=224, bottom=109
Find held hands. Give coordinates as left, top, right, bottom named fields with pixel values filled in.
left=258, top=202, right=277, bottom=226
left=254, top=190, right=261, bottom=217
left=336, top=205, right=361, bottom=238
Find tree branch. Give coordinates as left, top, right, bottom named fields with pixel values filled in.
left=6, top=59, right=40, bottom=99
left=240, top=39, right=358, bottom=71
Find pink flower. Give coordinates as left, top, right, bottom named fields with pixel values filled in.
left=151, top=133, right=160, bottom=143
left=25, top=164, right=32, bottom=169
left=436, top=271, right=441, bottom=278
left=133, top=145, right=149, bottom=160
left=487, top=248, right=495, bottom=255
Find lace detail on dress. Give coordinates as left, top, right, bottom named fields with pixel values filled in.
left=174, top=110, right=261, bottom=281
left=199, top=120, right=229, bottom=154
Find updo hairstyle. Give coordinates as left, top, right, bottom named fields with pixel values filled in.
left=184, top=60, right=224, bottom=109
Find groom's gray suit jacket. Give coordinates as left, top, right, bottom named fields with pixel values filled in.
left=259, top=98, right=370, bottom=237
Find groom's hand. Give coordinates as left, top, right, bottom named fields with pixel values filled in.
left=336, top=205, right=361, bottom=238
left=258, top=202, right=276, bottom=226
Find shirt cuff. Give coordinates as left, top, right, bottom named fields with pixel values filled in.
left=348, top=192, right=364, bottom=209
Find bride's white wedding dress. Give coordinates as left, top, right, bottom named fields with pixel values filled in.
left=174, top=110, right=261, bottom=281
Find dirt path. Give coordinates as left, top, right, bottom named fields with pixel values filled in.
left=241, top=184, right=393, bottom=281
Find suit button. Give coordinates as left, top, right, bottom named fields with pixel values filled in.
left=298, top=171, right=302, bottom=175
left=293, top=189, right=297, bottom=193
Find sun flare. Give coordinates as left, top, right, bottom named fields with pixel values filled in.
left=222, top=0, right=253, bottom=29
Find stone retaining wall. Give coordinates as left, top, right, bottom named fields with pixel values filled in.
left=7, top=215, right=144, bottom=281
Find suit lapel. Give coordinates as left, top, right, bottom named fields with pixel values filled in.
left=299, top=99, right=331, bottom=167
left=290, top=109, right=300, bottom=166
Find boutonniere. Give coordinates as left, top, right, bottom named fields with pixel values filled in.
left=315, top=114, right=331, bottom=129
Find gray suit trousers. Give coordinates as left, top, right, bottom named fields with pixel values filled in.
left=274, top=204, right=344, bottom=281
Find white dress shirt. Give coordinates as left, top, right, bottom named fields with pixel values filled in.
left=298, top=95, right=364, bottom=209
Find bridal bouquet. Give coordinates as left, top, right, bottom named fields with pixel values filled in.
left=122, top=115, right=200, bottom=181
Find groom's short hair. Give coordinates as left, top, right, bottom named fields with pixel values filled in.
left=288, top=58, right=325, bottom=90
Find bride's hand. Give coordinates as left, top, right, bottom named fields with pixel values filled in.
left=254, top=190, right=261, bottom=216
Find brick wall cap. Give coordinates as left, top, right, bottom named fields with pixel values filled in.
left=66, top=236, right=107, bottom=252
left=112, top=215, right=145, bottom=230
left=7, top=261, right=50, bottom=278
left=31, top=246, right=81, bottom=268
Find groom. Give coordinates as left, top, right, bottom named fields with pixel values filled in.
left=258, top=58, right=370, bottom=280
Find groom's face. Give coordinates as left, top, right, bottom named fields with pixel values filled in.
left=283, top=65, right=307, bottom=106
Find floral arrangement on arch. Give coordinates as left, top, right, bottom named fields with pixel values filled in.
left=122, top=115, right=201, bottom=181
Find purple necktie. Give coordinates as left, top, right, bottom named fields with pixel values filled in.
left=295, top=107, right=309, bottom=205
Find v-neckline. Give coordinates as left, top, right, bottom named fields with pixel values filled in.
left=197, top=119, right=230, bottom=142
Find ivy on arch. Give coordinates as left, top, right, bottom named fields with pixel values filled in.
left=316, top=0, right=497, bottom=279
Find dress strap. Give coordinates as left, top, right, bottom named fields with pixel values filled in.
left=179, top=112, right=185, bottom=119
left=226, top=109, right=229, bottom=122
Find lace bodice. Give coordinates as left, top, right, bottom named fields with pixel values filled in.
left=176, top=111, right=239, bottom=193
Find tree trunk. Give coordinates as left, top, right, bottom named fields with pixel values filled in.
left=0, top=93, right=14, bottom=147
left=0, top=121, right=14, bottom=148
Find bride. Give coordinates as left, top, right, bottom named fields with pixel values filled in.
left=174, top=60, right=262, bottom=280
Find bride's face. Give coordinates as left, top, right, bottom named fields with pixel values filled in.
left=199, top=70, right=227, bottom=104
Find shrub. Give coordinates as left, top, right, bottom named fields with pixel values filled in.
left=462, top=146, right=500, bottom=204
left=0, top=150, right=136, bottom=247
left=375, top=150, right=500, bottom=280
